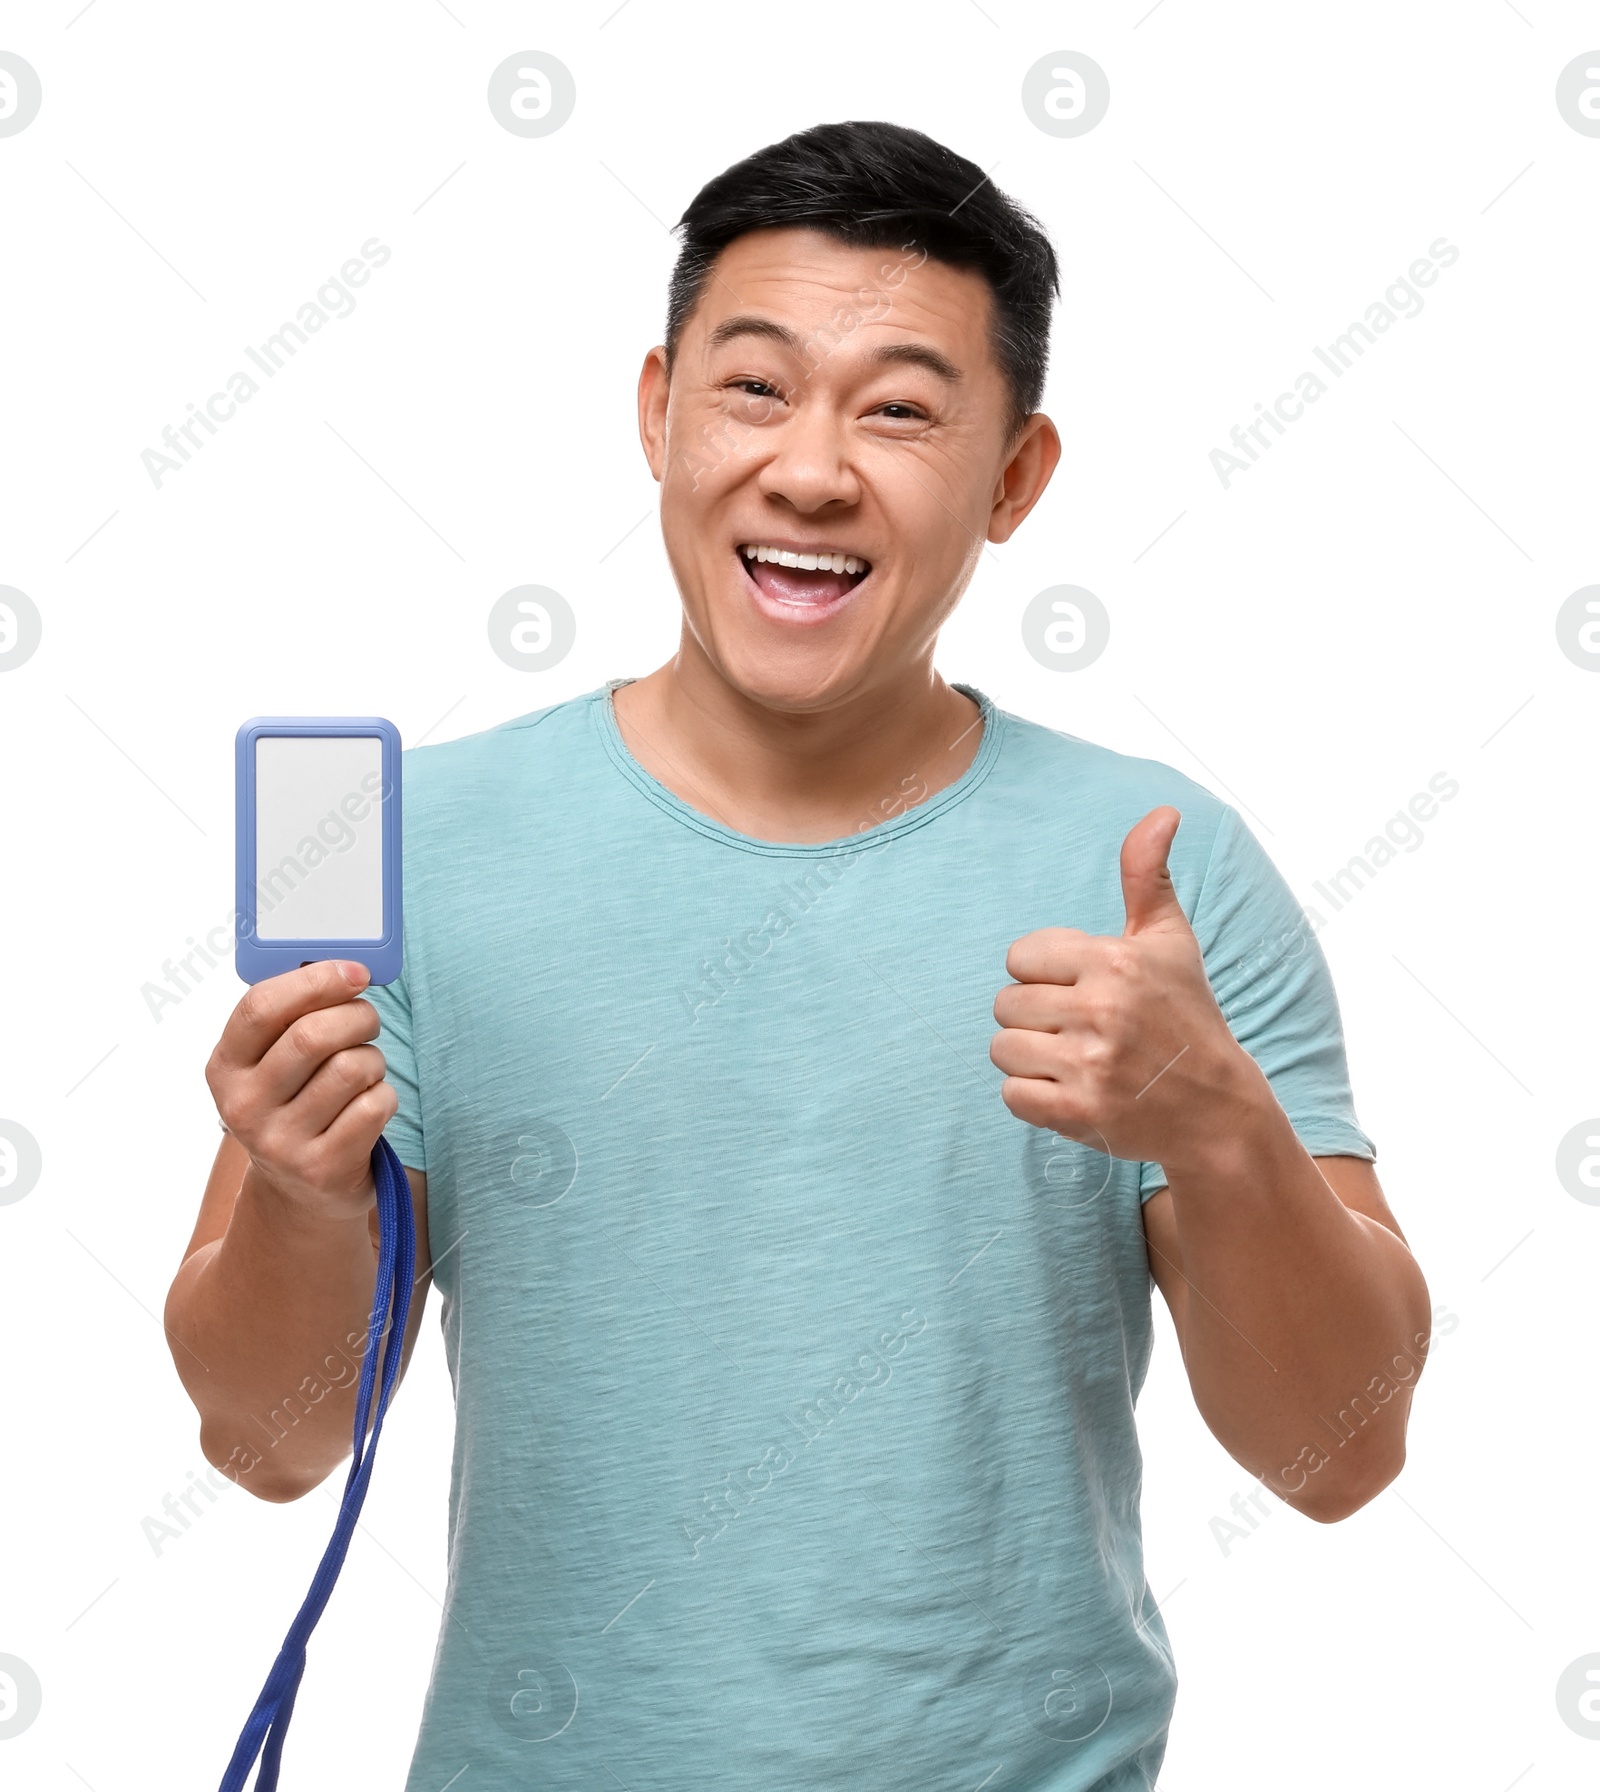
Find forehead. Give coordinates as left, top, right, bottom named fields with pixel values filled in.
left=681, top=226, right=998, bottom=363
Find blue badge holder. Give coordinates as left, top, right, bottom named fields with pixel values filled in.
left=235, top=717, right=403, bottom=987
left=220, top=716, right=414, bottom=1789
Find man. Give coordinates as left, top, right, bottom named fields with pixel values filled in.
left=167, top=121, right=1431, bottom=1790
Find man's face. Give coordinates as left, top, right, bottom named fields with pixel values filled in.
left=638, top=227, right=1058, bottom=713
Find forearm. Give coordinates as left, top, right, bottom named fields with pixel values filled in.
left=165, top=1165, right=383, bottom=1502
left=1161, top=1059, right=1431, bottom=1519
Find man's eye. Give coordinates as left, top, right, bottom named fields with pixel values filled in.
left=730, top=379, right=780, bottom=398
left=875, top=403, right=926, bottom=421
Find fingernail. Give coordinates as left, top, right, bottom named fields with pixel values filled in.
left=340, top=961, right=369, bottom=987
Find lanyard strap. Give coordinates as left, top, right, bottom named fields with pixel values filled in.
left=218, top=1135, right=416, bottom=1791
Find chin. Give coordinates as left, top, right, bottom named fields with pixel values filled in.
left=702, top=626, right=870, bottom=716
left=672, top=541, right=893, bottom=712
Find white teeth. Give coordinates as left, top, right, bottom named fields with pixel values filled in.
left=739, top=545, right=869, bottom=574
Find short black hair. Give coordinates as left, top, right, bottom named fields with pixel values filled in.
left=665, top=121, right=1060, bottom=442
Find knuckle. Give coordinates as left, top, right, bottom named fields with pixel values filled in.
left=214, top=1075, right=259, bottom=1130
left=1034, top=1096, right=1073, bottom=1132
left=296, top=1136, right=336, bottom=1188
left=1076, top=991, right=1110, bottom=1029
left=249, top=1136, right=292, bottom=1186
left=342, top=1045, right=385, bottom=1090
left=1035, top=989, right=1070, bottom=1028
left=311, top=1053, right=352, bottom=1096
left=322, top=1049, right=359, bottom=1092
left=359, top=1082, right=394, bottom=1131
left=359, top=1082, right=395, bottom=1126
left=291, top=1007, right=352, bottom=1065
left=255, top=1108, right=294, bottom=1152
left=345, top=1080, right=379, bottom=1118
left=1004, top=1077, right=1060, bottom=1128
left=1085, top=985, right=1128, bottom=1027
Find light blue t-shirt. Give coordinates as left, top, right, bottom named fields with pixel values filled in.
left=368, top=680, right=1374, bottom=1791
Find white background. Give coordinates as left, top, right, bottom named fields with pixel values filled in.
left=1, top=3, right=1596, bottom=1788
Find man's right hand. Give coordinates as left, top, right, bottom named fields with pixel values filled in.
left=169, top=959, right=427, bottom=1501
left=205, top=960, right=399, bottom=1223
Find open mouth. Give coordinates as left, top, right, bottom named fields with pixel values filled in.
left=739, top=542, right=872, bottom=616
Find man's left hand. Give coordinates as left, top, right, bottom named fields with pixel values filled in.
left=990, top=806, right=1263, bottom=1168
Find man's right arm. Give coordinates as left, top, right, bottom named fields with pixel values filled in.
left=163, top=961, right=433, bottom=1503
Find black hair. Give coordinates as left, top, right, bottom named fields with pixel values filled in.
left=665, top=120, right=1060, bottom=441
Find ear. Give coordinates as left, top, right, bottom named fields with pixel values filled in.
left=638, top=345, right=670, bottom=484
left=987, top=412, right=1062, bottom=544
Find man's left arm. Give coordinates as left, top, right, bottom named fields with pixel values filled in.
left=991, top=805, right=1431, bottom=1523
left=1140, top=1149, right=1428, bottom=1521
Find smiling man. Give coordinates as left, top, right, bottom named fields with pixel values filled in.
left=167, top=122, right=1431, bottom=1790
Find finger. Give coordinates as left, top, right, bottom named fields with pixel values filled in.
left=1004, top=927, right=1094, bottom=986
left=253, top=998, right=383, bottom=1109
left=282, top=1044, right=389, bottom=1139
left=219, top=961, right=372, bottom=1071
left=989, top=1026, right=1069, bottom=1081
left=1000, top=1073, right=1093, bottom=1136
left=1120, top=807, right=1187, bottom=937
left=993, top=980, right=1094, bottom=1034
left=305, top=1079, right=398, bottom=1197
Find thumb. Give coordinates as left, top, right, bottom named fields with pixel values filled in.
left=1120, top=806, right=1187, bottom=936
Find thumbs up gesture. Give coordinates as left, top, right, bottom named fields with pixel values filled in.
left=991, top=807, right=1251, bottom=1167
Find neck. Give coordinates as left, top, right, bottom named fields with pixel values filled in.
left=610, top=637, right=984, bottom=845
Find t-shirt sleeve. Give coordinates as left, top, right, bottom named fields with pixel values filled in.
left=367, top=967, right=426, bottom=1174
left=1139, top=803, right=1376, bottom=1199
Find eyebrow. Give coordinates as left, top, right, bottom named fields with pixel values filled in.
left=703, top=315, right=962, bottom=384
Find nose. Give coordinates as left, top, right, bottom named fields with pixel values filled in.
left=755, top=392, right=862, bottom=513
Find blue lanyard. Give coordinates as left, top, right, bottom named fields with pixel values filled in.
left=217, top=1135, right=416, bottom=1790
